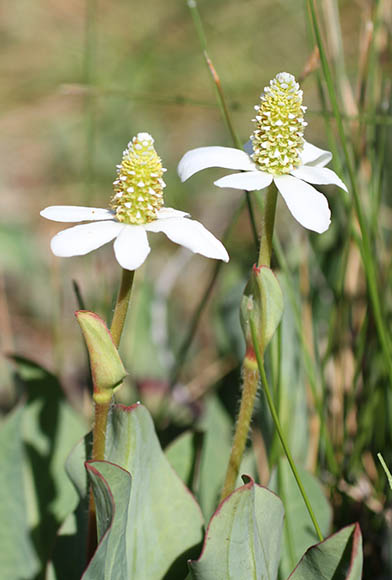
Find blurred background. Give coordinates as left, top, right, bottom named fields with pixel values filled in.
left=1, top=0, right=391, bottom=576
left=0, top=0, right=358, bottom=393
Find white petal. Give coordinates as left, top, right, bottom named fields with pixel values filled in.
left=41, top=206, right=115, bottom=222
left=300, top=141, right=332, bottom=167
left=214, top=171, right=272, bottom=191
left=156, top=207, right=189, bottom=220
left=291, top=166, right=348, bottom=192
left=177, top=146, right=256, bottom=181
left=145, top=217, right=229, bottom=262
left=274, top=175, right=331, bottom=233
left=50, top=221, right=123, bottom=257
left=113, top=225, right=151, bottom=270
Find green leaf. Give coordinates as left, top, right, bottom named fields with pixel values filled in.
left=61, top=403, right=204, bottom=579
left=269, top=458, right=332, bottom=578
left=188, top=476, right=284, bottom=579
left=10, top=356, right=87, bottom=573
left=0, top=406, right=40, bottom=579
left=104, top=404, right=204, bottom=578
left=377, top=452, right=392, bottom=490
left=165, top=429, right=204, bottom=489
left=288, top=523, right=363, bottom=579
left=75, top=311, right=127, bottom=396
left=83, top=461, right=132, bottom=579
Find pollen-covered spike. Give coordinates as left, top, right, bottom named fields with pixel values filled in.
left=250, top=72, right=305, bottom=175
left=110, top=132, right=165, bottom=224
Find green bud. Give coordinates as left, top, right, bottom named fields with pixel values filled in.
left=240, top=265, right=284, bottom=366
left=75, top=311, right=127, bottom=403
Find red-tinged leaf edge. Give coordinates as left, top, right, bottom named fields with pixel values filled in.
left=288, top=522, right=363, bottom=579
left=81, top=460, right=131, bottom=578
left=188, top=474, right=279, bottom=567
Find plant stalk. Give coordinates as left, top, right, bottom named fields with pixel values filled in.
left=250, top=317, right=324, bottom=542
left=87, top=267, right=135, bottom=561
left=220, top=360, right=259, bottom=501
left=220, top=186, right=278, bottom=501
left=258, top=186, right=278, bottom=267
left=110, top=268, right=135, bottom=348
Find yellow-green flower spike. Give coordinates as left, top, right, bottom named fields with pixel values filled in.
left=250, top=72, right=307, bottom=175
left=110, top=132, right=166, bottom=224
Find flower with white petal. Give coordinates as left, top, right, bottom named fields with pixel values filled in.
left=41, top=133, right=229, bottom=270
left=178, top=72, right=348, bottom=234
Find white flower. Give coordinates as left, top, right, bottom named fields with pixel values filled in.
left=178, top=72, right=347, bottom=234
left=40, top=133, right=229, bottom=270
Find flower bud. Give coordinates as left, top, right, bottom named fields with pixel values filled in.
left=240, top=265, right=284, bottom=368
left=75, top=310, right=127, bottom=403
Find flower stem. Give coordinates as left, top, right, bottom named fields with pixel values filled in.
left=220, top=358, right=259, bottom=501
left=220, top=186, right=278, bottom=501
left=110, top=268, right=135, bottom=348
left=87, top=267, right=134, bottom=561
left=250, top=317, right=324, bottom=542
left=91, top=267, right=134, bottom=460
left=87, top=398, right=111, bottom=559
left=258, top=185, right=278, bottom=268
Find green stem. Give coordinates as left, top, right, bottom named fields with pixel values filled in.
left=220, top=363, right=259, bottom=501
left=87, top=398, right=111, bottom=559
left=87, top=267, right=135, bottom=561
left=110, top=268, right=135, bottom=348
left=258, top=186, right=278, bottom=267
left=220, top=186, right=278, bottom=501
left=91, top=267, right=134, bottom=460
left=250, top=317, right=324, bottom=542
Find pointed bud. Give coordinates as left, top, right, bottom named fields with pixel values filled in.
left=75, top=311, right=127, bottom=403
left=240, top=265, right=284, bottom=368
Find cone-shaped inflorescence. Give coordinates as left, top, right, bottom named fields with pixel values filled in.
left=250, top=72, right=307, bottom=175
left=110, top=132, right=166, bottom=224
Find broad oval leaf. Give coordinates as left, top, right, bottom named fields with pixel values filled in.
left=269, top=458, right=332, bottom=578
left=288, top=523, right=363, bottom=579
left=104, top=404, right=204, bottom=579
left=59, top=403, right=204, bottom=580
left=188, top=475, right=284, bottom=580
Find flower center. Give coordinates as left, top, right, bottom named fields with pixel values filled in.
left=110, top=132, right=166, bottom=224
left=250, top=72, right=307, bottom=175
